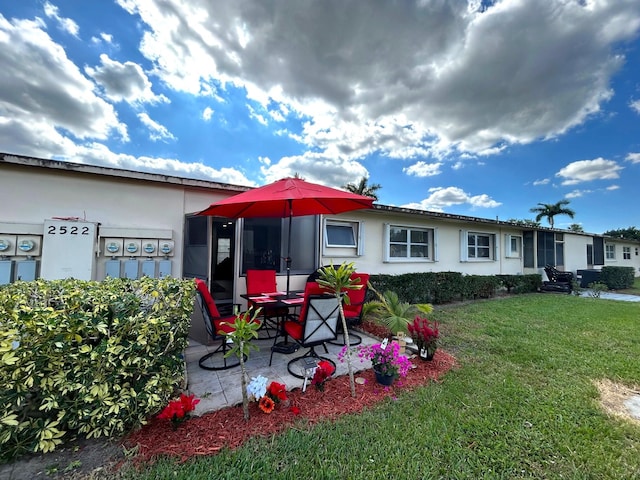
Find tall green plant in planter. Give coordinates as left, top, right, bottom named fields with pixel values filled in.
left=221, top=308, right=262, bottom=421
left=316, top=261, right=362, bottom=398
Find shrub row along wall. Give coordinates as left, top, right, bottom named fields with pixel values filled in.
left=368, top=272, right=542, bottom=305
left=599, top=266, right=635, bottom=290
left=0, top=276, right=195, bottom=461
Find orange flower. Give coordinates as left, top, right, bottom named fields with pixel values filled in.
left=259, top=396, right=275, bottom=414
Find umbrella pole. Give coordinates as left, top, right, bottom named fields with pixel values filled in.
left=285, top=200, right=293, bottom=297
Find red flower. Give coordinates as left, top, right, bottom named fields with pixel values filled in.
left=311, top=360, right=335, bottom=391
left=289, top=405, right=301, bottom=415
left=267, top=382, right=288, bottom=402
left=179, top=393, right=200, bottom=413
left=157, top=393, right=200, bottom=427
left=259, top=396, right=275, bottom=413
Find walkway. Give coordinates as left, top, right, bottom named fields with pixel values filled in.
left=184, top=331, right=377, bottom=416
left=581, top=290, right=640, bottom=302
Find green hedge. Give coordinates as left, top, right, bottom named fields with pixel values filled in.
left=0, top=276, right=195, bottom=462
left=368, top=272, right=541, bottom=305
left=600, top=266, right=635, bottom=290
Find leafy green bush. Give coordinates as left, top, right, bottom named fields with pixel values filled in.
left=587, top=282, right=609, bottom=298
left=600, top=266, right=635, bottom=290
left=369, top=272, right=541, bottom=305
left=497, top=274, right=542, bottom=294
left=0, top=276, right=195, bottom=461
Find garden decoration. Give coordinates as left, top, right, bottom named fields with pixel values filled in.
left=246, top=376, right=289, bottom=414
left=316, top=261, right=363, bottom=398
left=407, top=316, right=439, bottom=361
left=221, top=308, right=262, bottom=420
left=157, top=393, right=200, bottom=430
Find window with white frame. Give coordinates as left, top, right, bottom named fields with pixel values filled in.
left=323, top=219, right=364, bottom=256
left=505, top=234, right=522, bottom=258
left=605, top=244, right=615, bottom=260
left=384, top=224, right=436, bottom=261
left=461, top=230, right=496, bottom=261
left=325, top=220, right=357, bottom=247
left=623, top=246, right=631, bottom=260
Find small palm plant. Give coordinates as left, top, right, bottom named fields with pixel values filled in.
left=364, top=285, right=433, bottom=335
left=316, top=261, right=362, bottom=398
left=221, top=308, right=262, bottom=421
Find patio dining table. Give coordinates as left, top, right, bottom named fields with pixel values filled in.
left=240, top=291, right=305, bottom=352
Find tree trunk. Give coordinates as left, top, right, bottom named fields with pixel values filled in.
left=338, top=302, right=357, bottom=398
left=239, top=339, right=249, bottom=421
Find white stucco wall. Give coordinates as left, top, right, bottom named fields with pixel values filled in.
left=563, top=233, right=590, bottom=274
left=320, top=211, right=525, bottom=276
left=0, top=160, right=237, bottom=281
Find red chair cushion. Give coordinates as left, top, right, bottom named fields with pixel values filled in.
left=283, top=320, right=303, bottom=340
left=195, top=278, right=261, bottom=336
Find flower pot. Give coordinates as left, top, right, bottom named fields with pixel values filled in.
left=419, top=347, right=435, bottom=361
left=373, top=368, right=395, bottom=386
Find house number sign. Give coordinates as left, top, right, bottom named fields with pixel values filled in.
left=46, top=225, right=91, bottom=235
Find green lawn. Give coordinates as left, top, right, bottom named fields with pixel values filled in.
left=122, top=294, right=640, bottom=479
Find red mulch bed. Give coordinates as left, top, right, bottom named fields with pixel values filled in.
left=125, top=348, right=457, bottom=465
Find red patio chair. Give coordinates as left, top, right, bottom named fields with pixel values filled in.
left=269, top=281, right=339, bottom=378
left=246, top=269, right=288, bottom=337
left=194, top=278, right=260, bottom=370
left=332, top=272, right=370, bottom=346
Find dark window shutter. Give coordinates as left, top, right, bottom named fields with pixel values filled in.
left=593, top=237, right=604, bottom=266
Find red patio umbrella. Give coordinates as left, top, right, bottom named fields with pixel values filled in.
left=198, top=177, right=374, bottom=295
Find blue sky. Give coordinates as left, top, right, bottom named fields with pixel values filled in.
left=1, top=1, right=639, bottom=234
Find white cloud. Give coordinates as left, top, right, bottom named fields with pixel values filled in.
left=401, top=186, right=501, bottom=212
left=565, top=189, right=591, bottom=199
left=246, top=104, right=268, bottom=126
left=606, top=185, right=620, bottom=190
left=403, top=161, right=442, bottom=177
left=116, top=0, right=640, bottom=160
left=85, top=54, right=167, bottom=105
left=533, top=178, right=550, bottom=186
left=57, top=142, right=256, bottom=186
left=43, top=1, right=79, bottom=37
left=202, top=107, right=214, bottom=121
left=626, top=152, right=640, bottom=164
left=0, top=15, right=127, bottom=143
left=260, top=150, right=368, bottom=188
left=556, top=158, right=623, bottom=185
left=631, top=99, right=640, bottom=114
left=137, top=113, right=175, bottom=142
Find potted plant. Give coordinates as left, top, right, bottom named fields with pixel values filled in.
left=407, top=316, right=439, bottom=361
left=342, top=340, right=412, bottom=386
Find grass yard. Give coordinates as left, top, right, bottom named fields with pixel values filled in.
left=121, top=294, right=640, bottom=479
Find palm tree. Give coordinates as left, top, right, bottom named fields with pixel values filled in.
left=343, top=176, right=381, bottom=200
left=529, top=200, right=575, bottom=228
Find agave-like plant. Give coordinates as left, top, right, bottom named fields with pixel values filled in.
left=364, top=286, right=433, bottom=335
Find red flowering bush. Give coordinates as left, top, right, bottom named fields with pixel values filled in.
left=157, top=393, right=200, bottom=429
left=311, top=360, right=335, bottom=391
left=407, top=316, right=439, bottom=356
